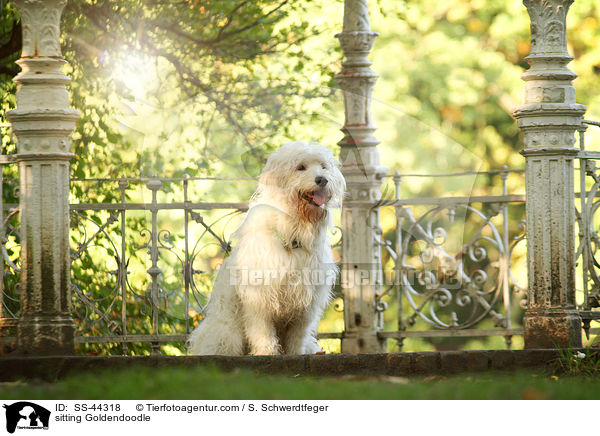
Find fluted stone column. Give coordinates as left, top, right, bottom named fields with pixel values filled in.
left=514, top=0, right=585, bottom=348
left=6, top=0, right=79, bottom=354
left=336, top=0, right=387, bottom=353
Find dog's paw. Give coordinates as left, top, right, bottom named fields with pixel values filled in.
left=249, top=343, right=282, bottom=356
left=303, top=339, right=323, bottom=355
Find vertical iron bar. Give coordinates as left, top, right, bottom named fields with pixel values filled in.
left=119, top=176, right=128, bottom=355
left=500, top=167, right=512, bottom=349
left=0, top=162, right=4, bottom=320
left=147, top=177, right=162, bottom=355
left=393, top=171, right=404, bottom=350
left=183, top=174, right=190, bottom=335
left=579, top=128, right=588, bottom=311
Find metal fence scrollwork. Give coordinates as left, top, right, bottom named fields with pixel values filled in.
left=0, top=165, right=20, bottom=336
left=69, top=175, right=249, bottom=354
left=576, top=120, right=600, bottom=339
left=368, top=169, right=527, bottom=350
left=1, top=171, right=250, bottom=355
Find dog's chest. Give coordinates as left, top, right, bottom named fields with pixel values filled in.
left=271, top=249, right=321, bottom=317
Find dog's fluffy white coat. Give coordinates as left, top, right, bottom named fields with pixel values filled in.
left=188, top=142, right=345, bottom=355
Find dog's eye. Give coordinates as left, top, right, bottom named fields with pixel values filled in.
left=321, top=163, right=327, bottom=170
left=297, top=164, right=306, bottom=171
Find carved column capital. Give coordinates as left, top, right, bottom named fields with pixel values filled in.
left=514, top=0, right=586, bottom=155
left=335, top=0, right=385, bottom=174
left=13, top=0, right=68, bottom=58
left=7, top=0, right=79, bottom=158
left=523, top=0, right=573, bottom=57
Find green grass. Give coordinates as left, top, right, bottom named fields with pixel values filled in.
left=1, top=365, right=599, bottom=400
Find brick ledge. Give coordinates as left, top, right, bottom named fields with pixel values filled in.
left=1, top=349, right=596, bottom=381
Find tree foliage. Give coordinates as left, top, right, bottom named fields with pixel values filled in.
left=1, top=0, right=338, bottom=180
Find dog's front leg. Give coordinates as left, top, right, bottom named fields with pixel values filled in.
left=283, top=294, right=327, bottom=354
left=240, top=297, right=280, bottom=355
left=281, top=318, right=308, bottom=355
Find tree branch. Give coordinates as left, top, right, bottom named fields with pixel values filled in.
left=216, top=0, right=252, bottom=38
left=148, top=0, right=289, bottom=48
left=217, top=0, right=289, bottom=40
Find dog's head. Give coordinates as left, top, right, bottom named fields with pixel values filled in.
left=258, top=141, right=346, bottom=223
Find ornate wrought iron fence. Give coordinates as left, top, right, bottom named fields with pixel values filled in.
left=1, top=153, right=600, bottom=354
left=576, top=120, right=600, bottom=339
left=351, top=168, right=529, bottom=351
left=0, top=172, right=258, bottom=354
left=0, top=161, right=527, bottom=354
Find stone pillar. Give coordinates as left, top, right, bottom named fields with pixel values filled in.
left=6, top=0, right=79, bottom=354
left=336, top=0, right=387, bottom=353
left=514, top=0, right=585, bottom=349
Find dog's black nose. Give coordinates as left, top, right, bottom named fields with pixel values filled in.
left=315, top=176, right=328, bottom=187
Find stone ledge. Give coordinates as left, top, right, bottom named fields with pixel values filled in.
left=0, top=349, right=596, bottom=381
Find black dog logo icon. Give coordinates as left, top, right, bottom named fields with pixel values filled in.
left=3, top=402, right=50, bottom=433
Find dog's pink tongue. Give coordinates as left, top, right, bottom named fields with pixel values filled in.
left=312, top=193, right=326, bottom=206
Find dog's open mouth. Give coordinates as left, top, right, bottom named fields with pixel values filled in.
left=302, top=190, right=329, bottom=208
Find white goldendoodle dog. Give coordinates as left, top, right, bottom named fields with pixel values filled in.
left=188, top=141, right=345, bottom=355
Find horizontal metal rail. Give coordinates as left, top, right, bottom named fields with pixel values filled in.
left=75, top=334, right=189, bottom=344
left=69, top=202, right=249, bottom=211
left=583, top=119, right=600, bottom=128
left=378, top=329, right=524, bottom=339
left=346, top=194, right=525, bottom=208
left=70, top=176, right=257, bottom=182
left=382, top=168, right=525, bottom=178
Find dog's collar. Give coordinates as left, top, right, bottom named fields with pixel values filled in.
left=273, top=228, right=302, bottom=250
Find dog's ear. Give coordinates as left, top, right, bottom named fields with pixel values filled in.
left=259, top=170, right=280, bottom=188
left=329, top=162, right=346, bottom=207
